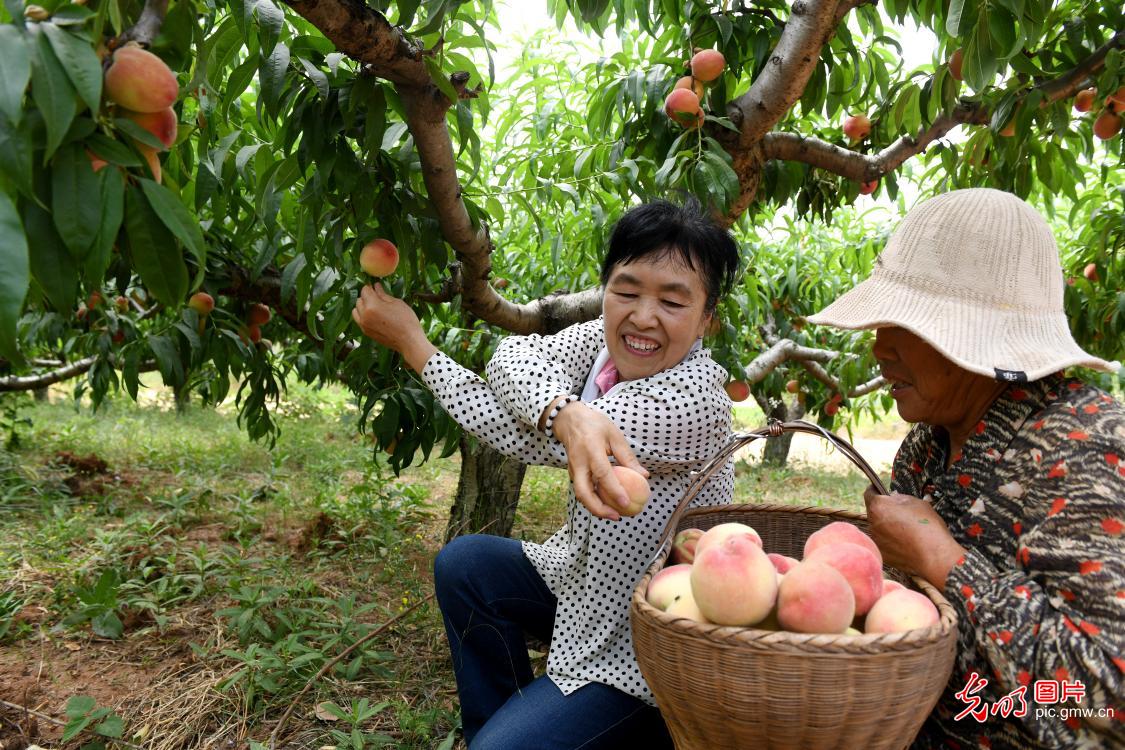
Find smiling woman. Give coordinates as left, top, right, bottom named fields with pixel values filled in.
left=352, top=198, right=742, bottom=749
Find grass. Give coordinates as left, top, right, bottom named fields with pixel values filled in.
left=0, top=380, right=894, bottom=749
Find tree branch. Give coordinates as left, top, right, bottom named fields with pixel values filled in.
left=116, top=0, right=169, bottom=46
left=279, top=0, right=430, bottom=86
left=761, top=30, right=1124, bottom=182
left=0, top=357, right=159, bottom=392
left=728, top=0, right=850, bottom=148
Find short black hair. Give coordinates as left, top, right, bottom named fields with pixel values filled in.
left=600, top=198, right=741, bottom=313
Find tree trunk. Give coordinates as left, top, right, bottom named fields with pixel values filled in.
left=762, top=399, right=807, bottom=467
left=445, top=436, right=527, bottom=542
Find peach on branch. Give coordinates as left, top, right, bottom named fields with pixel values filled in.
left=776, top=560, right=855, bottom=634
left=670, top=528, right=704, bottom=564
left=804, top=541, right=884, bottom=615
left=87, top=291, right=103, bottom=310
left=864, top=588, right=940, bottom=633
left=360, top=238, right=399, bottom=277
left=725, top=380, right=750, bottom=402
left=86, top=149, right=109, bottom=173
left=1083, top=263, right=1099, bottom=283
left=948, top=49, right=963, bottom=82
left=664, top=88, right=703, bottom=128
left=1105, top=86, right=1125, bottom=114
left=123, top=107, right=178, bottom=149
left=104, top=46, right=179, bottom=114
left=785, top=379, right=799, bottom=394
left=673, top=75, right=706, bottom=99
left=646, top=564, right=693, bottom=610
left=188, top=292, right=215, bottom=316
left=596, top=465, right=651, bottom=516
left=691, top=535, right=778, bottom=626
left=247, top=303, right=271, bottom=326
left=138, top=144, right=162, bottom=183
left=1093, top=110, right=1122, bottom=140
left=114, top=296, right=130, bottom=313
left=1074, top=88, right=1096, bottom=113
left=858, top=179, right=879, bottom=195
left=246, top=324, right=262, bottom=344
left=842, top=114, right=871, bottom=142
left=689, top=49, right=725, bottom=82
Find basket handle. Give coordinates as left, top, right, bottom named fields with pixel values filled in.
left=655, top=419, right=890, bottom=553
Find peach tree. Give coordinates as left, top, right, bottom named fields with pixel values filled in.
left=0, top=0, right=1121, bottom=537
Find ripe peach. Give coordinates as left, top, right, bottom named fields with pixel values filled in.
left=114, top=296, right=130, bottom=313
left=646, top=564, right=693, bottom=610
left=360, top=238, right=399, bottom=277
left=999, top=118, right=1017, bottom=137
left=670, top=528, right=704, bottom=564
left=691, top=535, right=778, bottom=626
left=188, top=292, right=214, bottom=316
left=86, top=149, right=109, bottom=173
left=104, top=46, right=179, bottom=113
left=674, top=75, right=706, bottom=99
left=785, top=379, right=799, bottom=394
left=665, top=588, right=710, bottom=623
left=882, top=579, right=906, bottom=596
left=1074, top=88, right=1096, bottom=113
left=596, top=465, right=651, bottom=516
left=804, top=521, right=882, bottom=566
left=664, top=88, right=703, bottom=128
left=948, top=49, right=963, bottom=82
left=1083, top=263, right=1099, bottom=283
left=864, top=588, right=940, bottom=633
left=247, top=303, right=271, bottom=326
left=805, top=542, right=884, bottom=615
left=123, top=107, right=178, bottom=149
left=843, top=114, right=871, bottom=142
left=1105, top=86, right=1125, bottom=114
left=725, top=380, right=750, bottom=402
left=767, top=553, right=799, bottom=574
left=825, top=402, right=839, bottom=416
left=695, top=522, right=762, bottom=558
left=776, top=560, right=855, bottom=634
left=1093, top=110, right=1122, bottom=140
left=246, top=324, right=262, bottom=344
left=858, top=179, right=879, bottom=195
left=690, top=49, right=725, bottom=82
left=138, top=144, right=162, bottom=183
left=87, top=290, right=103, bottom=310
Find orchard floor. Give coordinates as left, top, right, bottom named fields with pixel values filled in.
left=0, top=382, right=904, bottom=749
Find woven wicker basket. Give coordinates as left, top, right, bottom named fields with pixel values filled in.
left=631, top=421, right=958, bottom=750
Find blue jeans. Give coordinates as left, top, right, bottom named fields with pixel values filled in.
left=433, top=534, right=673, bottom=749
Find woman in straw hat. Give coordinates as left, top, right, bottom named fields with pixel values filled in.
left=807, top=188, right=1124, bottom=749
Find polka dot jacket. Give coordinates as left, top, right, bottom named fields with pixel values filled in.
left=421, top=317, right=734, bottom=705
left=894, top=376, right=1125, bottom=749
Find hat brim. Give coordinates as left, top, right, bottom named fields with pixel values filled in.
left=807, top=275, right=1121, bottom=381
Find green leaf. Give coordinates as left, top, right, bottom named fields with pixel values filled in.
left=0, top=190, right=29, bottom=360
left=86, top=167, right=124, bottom=287
left=91, top=610, right=123, bottom=639
left=961, top=18, right=997, bottom=92
left=146, top=333, right=184, bottom=385
left=945, top=0, right=967, bottom=36
left=0, top=26, right=31, bottom=124
left=0, top=111, right=34, bottom=198
left=24, top=198, right=78, bottom=311
left=41, top=23, right=102, bottom=113
left=30, top=27, right=77, bottom=160
left=254, top=0, right=284, bottom=58
left=112, top=117, right=166, bottom=151
left=259, top=42, right=289, bottom=118
left=94, top=714, right=123, bottom=738
left=85, top=133, right=143, bottom=167
left=51, top=143, right=102, bottom=258
left=138, top=178, right=205, bottom=266
left=65, top=695, right=97, bottom=719
left=124, top=184, right=188, bottom=307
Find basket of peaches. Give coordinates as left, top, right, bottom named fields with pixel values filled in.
left=630, top=420, right=958, bottom=750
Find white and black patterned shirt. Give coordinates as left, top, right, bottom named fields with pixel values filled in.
left=420, top=317, right=734, bottom=704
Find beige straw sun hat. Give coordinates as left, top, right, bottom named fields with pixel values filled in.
left=807, top=188, right=1120, bottom=382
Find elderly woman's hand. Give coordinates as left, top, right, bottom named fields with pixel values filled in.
left=352, top=284, right=437, bottom=373
left=863, top=486, right=967, bottom=590
left=548, top=400, right=650, bottom=521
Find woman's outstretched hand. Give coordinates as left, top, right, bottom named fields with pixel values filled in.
left=863, top=485, right=967, bottom=590
left=352, top=284, right=437, bottom=374
left=548, top=400, right=650, bottom=521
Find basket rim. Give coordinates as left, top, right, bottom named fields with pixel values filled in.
left=633, top=504, right=960, bottom=654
